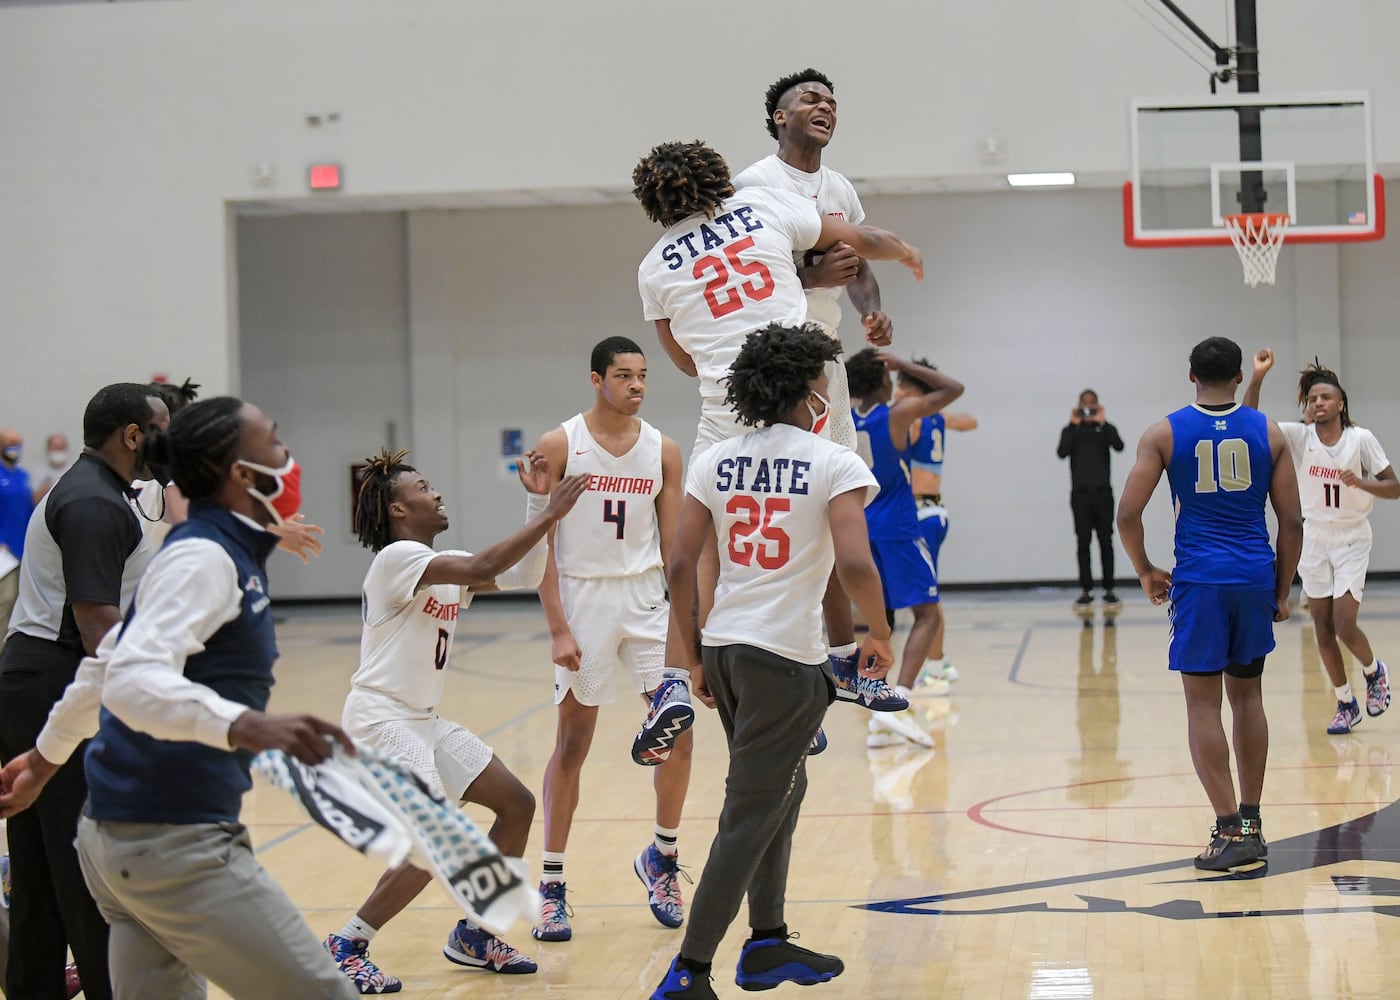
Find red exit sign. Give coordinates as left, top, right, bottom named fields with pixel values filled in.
left=308, top=163, right=342, bottom=191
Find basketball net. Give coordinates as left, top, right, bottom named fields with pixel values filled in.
left=1224, top=213, right=1289, bottom=287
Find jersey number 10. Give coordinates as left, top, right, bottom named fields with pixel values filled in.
left=1194, top=438, right=1252, bottom=493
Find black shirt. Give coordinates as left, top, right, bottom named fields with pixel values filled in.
left=1057, top=421, right=1125, bottom=491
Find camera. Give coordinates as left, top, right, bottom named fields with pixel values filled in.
left=1078, top=407, right=1099, bottom=418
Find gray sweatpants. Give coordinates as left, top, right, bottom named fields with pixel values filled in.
left=681, top=643, right=833, bottom=963
left=76, top=816, right=358, bottom=1000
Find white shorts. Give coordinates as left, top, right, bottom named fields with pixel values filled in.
left=692, top=400, right=746, bottom=459
left=556, top=570, right=667, bottom=707
left=344, top=694, right=493, bottom=801
left=1299, top=520, right=1372, bottom=601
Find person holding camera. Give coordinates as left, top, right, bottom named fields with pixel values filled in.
left=1058, top=390, right=1124, bottom=608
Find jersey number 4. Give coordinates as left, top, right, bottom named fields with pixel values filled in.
left=695, top=236, right=776, bottom=320
left=1193, top=438, right=1252, bottom=493
left=604, top=499, right=626, bottom=539
left=726, top=496, right=790, bottom=569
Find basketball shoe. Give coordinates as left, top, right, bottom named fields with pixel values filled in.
left=1327, top=697, right=1363, bottom=735
left=1194, top=822, right=1265, bottom=871
left=829, top=653, right=908, bottom=711
left=636, top=843, right=688, bottom=928
left=443, top=920, right=537, bottom=973
left=807, top=727, right=828, bottom=755
left=735, top=931, right=844, bottom=991
left=532, top=880, right=572, bottom=942
left=652, top=957, right=718, bottom=999
left=867, top=711, right=934, bottom=749
left=633, top=670, right=696, bottom=765
left=324, top=933, right=403, bottom=994
left=1366, top=661, right=1391, bottom=716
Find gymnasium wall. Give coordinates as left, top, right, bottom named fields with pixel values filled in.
left=4, top=0, right=1400, bottom=595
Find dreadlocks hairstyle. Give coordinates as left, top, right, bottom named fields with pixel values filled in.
left=725, top=323, right=842, bottom=427
left=632, top=141, right=734, bottom=226
left=138, top=396, right=245, bottom=501
left=148, top=378, right=201, bottom=417
left=82, top=382, right=157, bottom=449
left=1297, top=358, right=1353, bottom=427
left=897, top=357, right=937, bottom=394
left=764, top=68, right=835, bottom=140
left=591, top=336, right=645, bottom=376
left=1188, top=337, right=1243, bottom=386
left=844, top=348, right=888, bottom=399
left=354, top=448, right=418, bottom=552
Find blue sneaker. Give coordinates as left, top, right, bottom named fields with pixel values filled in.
left=1327, top=698, right=1363, bottom=735
left=829, top=654, right=908, bottom=712
left=323, top=933, right=402, bottom=994
left=1366, top=661, right=1391, bottom=717
left=531, top=880, right=572, bottom=941
left=735, top=933, right=844, bottom=991
left=443, top=920, right=537, bottom=974
left=652, top=956, right=718, bottom=999
left=635, top=843, right=689, bottom=928
left=807, top=728, right=828, bottom=756
left=633, top=671, right=696, bottom=765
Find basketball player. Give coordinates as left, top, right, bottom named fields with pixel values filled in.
left=633, top=139, right=921, bottom=714
left=846, top=349, right=964, bottom=749
left=528, top=336, right=693, bottom=943
left=1117, top=337, right=1302, bottom=871
left=321, top=449, right=588, bottom=992
left=653, top=322, right=891, bottom=999
left=1244, top=349, right=1397, bottom=734
left=734, top=70, right=894, bottom=680
left=894, top=360, right=978, bottom=687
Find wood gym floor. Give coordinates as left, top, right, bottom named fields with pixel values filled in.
left=216, top=585, right=1400, bottom=1000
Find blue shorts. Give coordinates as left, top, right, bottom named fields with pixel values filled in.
left=1167, top=583, right=1276, bottom=673
left=870, top=536, right=940, bottom=610
left=916, top=501, right=948, bottom=570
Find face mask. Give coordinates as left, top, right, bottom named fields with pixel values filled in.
left=47, top=450, right=68, bottom=467
left=1, top=446, right=20, bottom=464
left=237, top=455, right=298, bottom=526
left=805, top=391, right=831, bottom=436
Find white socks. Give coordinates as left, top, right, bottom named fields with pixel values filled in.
left=338, top=915, right=377, bottom=943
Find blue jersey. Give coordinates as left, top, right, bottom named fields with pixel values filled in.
left=1166, top=404, right=1275, bottom=588
left=852, top=403, right=918, bottom=540
left=909, top=414, right=946, bottom=476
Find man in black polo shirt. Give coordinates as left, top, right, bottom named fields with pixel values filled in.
left=0, top=382, right=169, bottom=1000
left=1057, top=390, right=1125, bottom=609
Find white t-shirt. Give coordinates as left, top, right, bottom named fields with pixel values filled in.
left=733, top=154, right=866, bottom=334
left=638, top=187, right=823, bottom=406
left=1281, top=423, right=1391, bottom=526
left=554, top=414, right=664, bottom=579
left=351, top=540, right=477, bottom=721
left=686, top=422, right=877, bottom=664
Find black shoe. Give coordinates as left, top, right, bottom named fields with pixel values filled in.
left=1074, top=592, right=1094, bottom=607
left=653, top=957, right=718, bottom=999
left=1240, top=817, right=1268, bottom=857
left=1194, top=824, right=1266, bottom=871
left=1102, top=591, right=1121, bottom=607
left=735, top=934, right=843, bottom=991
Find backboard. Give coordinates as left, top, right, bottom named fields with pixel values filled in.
left=1125, top=92, right=1384, bottom=247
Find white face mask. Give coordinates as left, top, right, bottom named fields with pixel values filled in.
left=236, top=454, right=295, bottom=527
left=47, top=450, right=68, bottom=467
left=805, top=390, right=831, bottom=435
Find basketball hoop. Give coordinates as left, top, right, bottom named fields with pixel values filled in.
left=1223, top=212, right=1289, bottom=287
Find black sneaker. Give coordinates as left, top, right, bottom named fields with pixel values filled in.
left=1240, top=817, right=1268, bottom=858
left=1075, top=592, right=1094, bottom=606
left=652, top=957, right=718, bottom=1000
left=1103, top=591, right=1122, bottom=608
left=1194, top=824, right=1265, bottom=871
left=735, top=934, right=843, bottom=991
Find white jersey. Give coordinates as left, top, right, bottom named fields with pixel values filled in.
left=554, top=414, right=664, bottom=579
left=351, top=540, right=477, bottom=721
left=638, top=187, right=822, bottom=406
left=733, top=154, right=866, bottom=334
left=1281, top=422, right=1391, bottom=526
left=686, top=422, right=877, bottom=664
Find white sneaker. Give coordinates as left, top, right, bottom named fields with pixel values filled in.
left=939, top=662, right=959, bottom=682
left=910, top=673, right=951, bottom=698
left=866, top=719, right=905, bottom=749
left=869, top=710, right=935, bottom=748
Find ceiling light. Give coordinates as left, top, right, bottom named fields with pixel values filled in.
left=1007, top=172, right=1076, bottom=187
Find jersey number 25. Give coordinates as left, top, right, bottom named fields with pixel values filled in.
left=695, top=237, right=776, bottom=320
left=726, top=496, right=791, bottom=569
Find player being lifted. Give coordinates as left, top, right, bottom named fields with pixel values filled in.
left=322, top=450, right=587, bottom=993
left=633, top=139, right=922, bottom=719
left=529, top=337, right=694, bottom=943
left=1244, top=349, right=1397, bottom=734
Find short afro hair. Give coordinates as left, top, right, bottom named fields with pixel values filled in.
left=633, top=141, right=733, bottom=227
left=83, top=383, right=158, bottom=449
left=725, top=323, right=841, bottom=427
left=896, top=358, right=936, bottom=393
left=844, top=348, right=888, bottom=398
left=764, top=68, right=835, bottom=140
left=591, top=336, right=645, bottom=377
left=1188, top=337, right=1244, bottom=387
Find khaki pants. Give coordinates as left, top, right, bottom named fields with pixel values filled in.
left=76, top=817, right=357, bottom=1000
